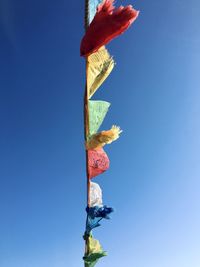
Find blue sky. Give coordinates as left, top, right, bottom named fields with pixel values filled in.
left=0, top=0, right=200, bottom=266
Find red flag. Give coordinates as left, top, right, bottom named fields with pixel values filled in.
left=88, top=148, right=110, bottom=179
left=80, top=0, right=139, bottom=57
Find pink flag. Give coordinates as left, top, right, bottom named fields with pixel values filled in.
left=80, top=0, right=139, bottom=57
left=88, top=148, right=110, bottom=179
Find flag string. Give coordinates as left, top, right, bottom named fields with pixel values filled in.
left=82, top=1, right=139, bottom=266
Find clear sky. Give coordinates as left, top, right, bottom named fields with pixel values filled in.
left=0, top=0, right=200, bottom=267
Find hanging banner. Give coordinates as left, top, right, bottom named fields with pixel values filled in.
left=86, top=125, right=122, bottom=150
left=87, top=47, right=115, bottom=99
left=88, top=100, right=110, bottom=136
left=88, top=148, right=110, bottom=179
left=90, top=182, right=103, bottom=207
left=81, top=0, right=139, bottom=56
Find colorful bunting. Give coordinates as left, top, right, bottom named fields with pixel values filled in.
left=81, top=0, right=139, bottom=56
left=88, top=148, right=110, bottom=179
left=82, top=0, right=139, bottom=266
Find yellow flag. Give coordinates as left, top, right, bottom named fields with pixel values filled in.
left=86, top=125, right=122, bottom=150
left=87, top=46, right=115, bottom=99
left=84, top=235, right=107, bottom=267
left=88, top=236, right=104, bottom=254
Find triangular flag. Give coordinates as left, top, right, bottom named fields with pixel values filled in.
left=87, top=47, right=115, bottom=99
left=89, top=100, right=110, bottom=136
left=88, top=148, right=110, bottom=179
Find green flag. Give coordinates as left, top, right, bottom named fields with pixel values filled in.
left=88, top=100, right=110, bottom=136
left=83, top=236, right=107, bottom=267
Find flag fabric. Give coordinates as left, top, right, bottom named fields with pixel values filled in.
left=88, top=148, right=110, bottom=179
left=85, top=216, right=102, bottom=234
left=88, top=0, right=103, bottom=24
left=85, top=205, right=113, bottom=235
left=83, top=236, right=107, bottom=267
left=86, top=125, right=122, bottom=149
left=89, top=182, right=103, bottom=207
left=86, top=205, right=114, bottom=219
left=82, top=0, right=139, bottom=265
left=88, top=100, right=110, bottom=136
left=87, top=47, right=115, bottom=98
left=81, top=0, right=139, bottom=56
